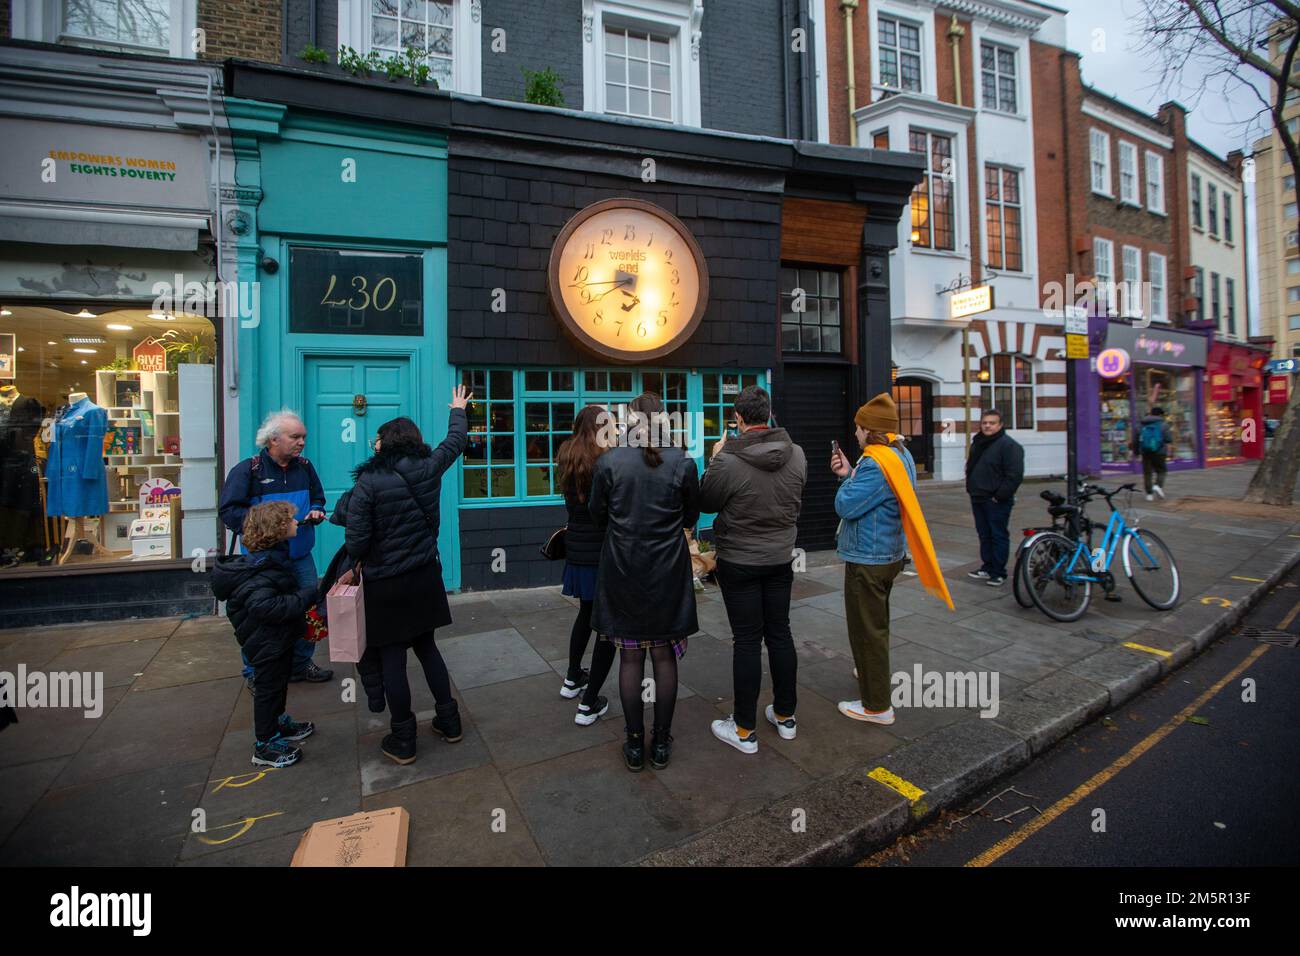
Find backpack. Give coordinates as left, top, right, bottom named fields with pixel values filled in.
left=1139, top=421, right=1165, bottom=454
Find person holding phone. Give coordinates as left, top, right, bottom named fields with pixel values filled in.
left=700, top=386, right=807, bottom=754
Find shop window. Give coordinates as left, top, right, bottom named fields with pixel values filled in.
left=1118, top=142, right=1139, bottom=205
left=702, top=371, right=764, bottom=460
left=1090, top=129, right=1111, bottom=195
left=603, top=25, right=673, bottom=122
left=61, top=0, right=171, bottom=51
left=1226, top=278, right=1236, bottom=336
left=1190, top=173, right=1202, bottom=228
left=780, top=266, right=843, bottom=354
left=910, top=130, right=955, bottom=251
left=980, top=42, right=1017, bottom=113
left=1145, top=150, right=1165, bottom=213
left=457, top=368, right=741, bottom=502
left=1207, top=183, right=1219, bottom=235
left=978, top=353, right=1034, bottom=430
left=1099, top=376, right=1132, bottom=465
left=1138, top=367, right=1196, bottom=460
left=878, top=15, right=923, bottom=93
left=1147, top=252, right=1167, bottom=323
left=984, top=166, right=1022, bottom=272
left=0, top=305, right=217, bottom=571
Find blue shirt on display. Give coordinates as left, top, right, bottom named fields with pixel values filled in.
left=45, top=397, right=110, bottom=518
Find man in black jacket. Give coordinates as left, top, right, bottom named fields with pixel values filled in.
left=965, top=409, right=1024, bottom=586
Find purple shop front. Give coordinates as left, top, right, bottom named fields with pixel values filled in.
left=1075, top=319, right=1208, bottom=476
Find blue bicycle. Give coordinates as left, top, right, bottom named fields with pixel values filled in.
left=1022, top=482, right=1180, bottom=622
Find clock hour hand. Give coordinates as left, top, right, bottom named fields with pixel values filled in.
left=619, top=289, right=640, bottom=312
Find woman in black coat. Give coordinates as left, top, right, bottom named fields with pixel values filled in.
left=344, top=386, right=471, bottom=765
left=555, top=405, right=613, bottom=725
left=589, top=391, right=700, bottom=772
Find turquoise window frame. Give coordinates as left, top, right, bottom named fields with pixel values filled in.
left=457, top=366, right=772, bottom=532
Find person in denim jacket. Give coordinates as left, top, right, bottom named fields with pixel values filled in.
left=831, top=393, right=916, bottom=725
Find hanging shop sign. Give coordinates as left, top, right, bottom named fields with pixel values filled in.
left=289, top=247, right=424, bottom=336
left=548, top=198, right=709, bottom=363
left=1269, top=375, right=1289, bottom=405
left=1097, top=347, right=1131, bottom=379
left=132, top=338, right=167, bottom=373
left=949, top=285, right=995, bottom=320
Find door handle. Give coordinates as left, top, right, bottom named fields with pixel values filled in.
left=353, top=393, right=367, bottom=416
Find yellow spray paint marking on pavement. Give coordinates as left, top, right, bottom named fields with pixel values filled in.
left=1200, top=596, right=1233, bottom=608
left=867, top=767, right=926, bottom=804
left=1230, top=575, right=1266, bottom=583
left=1122, top=641, right=1172, bottom=659
left=965, top=644, right=1269, bottom=868
left=197, top=811, right=285, bottom=846
left=211, top=769, right=279, bottom=792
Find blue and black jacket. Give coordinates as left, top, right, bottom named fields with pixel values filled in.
left=218, top=449, right=326, bottom=560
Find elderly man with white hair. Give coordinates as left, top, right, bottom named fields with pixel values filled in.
left=219, top=408, right=333, bottom=685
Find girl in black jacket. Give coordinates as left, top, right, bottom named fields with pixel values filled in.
left=555, top=405, right=614, bottom=725
left=211, top=500, right=319, bottom=768
left=344, top=387, right=471, bottom=765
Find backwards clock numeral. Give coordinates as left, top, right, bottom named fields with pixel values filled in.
left=614, top=319, right=623, bottom=337
left=637, top=322, right=648, bottom=337
left=657, top=310, right=669, bottom=327
left=669, top=291, right=679, bottom=308
left=664, top=249, right=673, bottom=262
left=593, top=310, right=603, bottom=326
left=601, top=229, right=613, bottom=245
left=624, top=224, right=636, bottom=241
left=646, top=232, right=654, bottom=248
left=573, top=265, right=589, bottom=283
left=584, top=243, right=595, bottom=260
left=671, top=268, right=680, bottom=286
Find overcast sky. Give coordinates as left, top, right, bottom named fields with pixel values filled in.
left=1057, top=0, right=1271, bottom=334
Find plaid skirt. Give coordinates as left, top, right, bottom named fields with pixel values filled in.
left=597, top=632, right=688, bottom=659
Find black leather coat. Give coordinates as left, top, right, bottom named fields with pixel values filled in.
left=589, top=445, right=700, bottom=639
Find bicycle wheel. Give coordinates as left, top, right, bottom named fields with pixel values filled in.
left=1123, top=529, right=1180, bottom=610
left=1023, top=532, right=1091, bottom=622
left=1012, top=533, right=1046, bottom=608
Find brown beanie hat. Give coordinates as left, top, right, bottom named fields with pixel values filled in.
left=855, top=392, right=899, bottom=434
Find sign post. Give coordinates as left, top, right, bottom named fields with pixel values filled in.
left=1063, top=306, right=1087, bottom=504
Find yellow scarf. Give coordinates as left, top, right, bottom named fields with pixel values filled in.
left=861, top=439, right=954, bottom=611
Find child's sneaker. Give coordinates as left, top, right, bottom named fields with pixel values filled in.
left=837, top=700, right=896, bottom=725
left=252, top=735, right=301, bottom=767
left=764, top=704, right=797, bottom=739
left=278, top=714, right=314, bottom=741
left=560, top=668, right=589, bottom=699
left=711, top=716, right=758, bottom=754
left=575, top=695, right=609, bottom=726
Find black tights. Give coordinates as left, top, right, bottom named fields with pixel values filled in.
left=618, top=645, right=678, bottom=736
left=380, top=630, right=452, bottom=723
left=569, top=600, right=616, bottom=710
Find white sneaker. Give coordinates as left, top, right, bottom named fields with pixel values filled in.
left=837, top=700, right=896, bottom=725
left=765, top=704, right=797, bottom=740
left=574, top=695, right=608, bottom=726
left=1153, top=484, right=1166, bottom=499
left=1145, top=494, right=1154, bottom=502
left=711, top=716, right=758, bottom=754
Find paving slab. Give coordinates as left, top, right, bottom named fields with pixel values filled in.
left=133, top=626, right=246, bottom=691
left=0, top=755, right=70, bottom=847
left=989, top=670, right=1109, bottom=755
left=358, top=706, right=493, bottom=798
left=0, top=684, right=129, bottom=768
left=45, top=637, right=167, bottom=689
left=178, top=829, right=305, bottom=867
left=1064, top=644, right=1164, bottom=707
left=436, top=627, right=554, bottom=690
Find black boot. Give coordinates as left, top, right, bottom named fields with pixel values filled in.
left=623, top=729, right=645, bottom=772
left=432, top=700, right=463, bottom=743
left=381, top=715, right=418, bottom=765
left=650, top=725, right=673, bottom=769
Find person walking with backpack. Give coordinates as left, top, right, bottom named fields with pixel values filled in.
left=965, top=409, right=1025, bottom=587
left=211, top=501, right=320, bottom=768
left=218, top=410, right=334, bottom=686
left=589, top=391, right=700, bottom=772
left=1133, top=407, right=1173, bottom=501
left=698, top=385, right=807, bottom=755
left=344, top=387, right=470, bottom=765
left=554, top=405, right=616, bottom=726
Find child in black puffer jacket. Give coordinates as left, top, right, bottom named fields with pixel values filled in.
left=211, top=500, right=319, bottom=768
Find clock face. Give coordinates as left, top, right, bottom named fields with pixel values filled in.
left=548, top=198, right=709, bottom=363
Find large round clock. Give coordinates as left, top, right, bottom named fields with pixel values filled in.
left=548, top=198, right=709, bottom=363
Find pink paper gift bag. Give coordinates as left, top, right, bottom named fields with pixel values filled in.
left=326, top=575, right=366, bottom=663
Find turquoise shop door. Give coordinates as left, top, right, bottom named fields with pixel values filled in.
left=303, top=355, right=411, bottom=574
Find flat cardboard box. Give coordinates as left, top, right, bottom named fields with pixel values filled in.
left=291, top=807, right=410, bottom=867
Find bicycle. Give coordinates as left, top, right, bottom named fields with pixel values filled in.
left=1011, top=476, right=1086, bottom=609
left=1021, top=482, right=1180, bottom=623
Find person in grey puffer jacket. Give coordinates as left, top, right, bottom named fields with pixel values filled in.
left=698, top=385, right=807, bottom=754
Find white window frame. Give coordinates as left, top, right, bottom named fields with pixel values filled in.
left=1090, top=128, right=1111, bottom=196
left=1145, top=149, right=1165, bottom=214
left=13, top=0, right=198, bottom=57
left=1094, top=237, right=1115, bottom=315
left=1121, top=244, right=1142, bottom=318
left=1286, top=202, right=1299, bottom=221
left=1223, top=191, right=1234, bottom=242
left=869, top=5, right=935, bottom=99
left=1225, top=277, right=1236, bottom=335
left=1191, top=172, right=1203, bottom=229
left=979, top=40, right=1019, bottom=114
left=582, top=0, right=702, bottom=127
left=1207, top=182, right=1219, bottom=236
left=337, top=0, right=482, bottom=95
left=1147, top=252, right=1166, bottom=324
left=909, top=128, right=958, bottom=252
left=983, top=164, right=1023, bottom=272
left=1118, top=141, right=1139, bottom=205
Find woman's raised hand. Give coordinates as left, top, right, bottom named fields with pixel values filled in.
left=450, top=384, right=473, bottom=409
